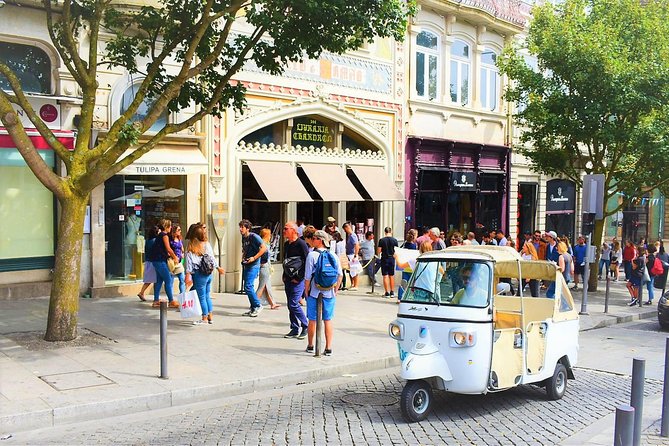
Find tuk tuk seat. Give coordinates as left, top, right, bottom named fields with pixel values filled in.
left=493, top=296, right=556, bottom=330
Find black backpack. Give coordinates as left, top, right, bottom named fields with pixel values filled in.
left=199, top=253, right=215, bottom=275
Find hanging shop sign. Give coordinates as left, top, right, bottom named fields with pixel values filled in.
left=291, top=118, right=335, bottom=146
left=546, top=179, right=576, bottom=213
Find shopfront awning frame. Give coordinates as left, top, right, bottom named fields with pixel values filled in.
left=347, top=165, right=404, bottom=201
left=244, top=160, right=313, bottom=202
left=299, top=163, right=364, bottom=202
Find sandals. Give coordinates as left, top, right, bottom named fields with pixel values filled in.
left=270, top=304, right=281, bottom=310
left=137, top=294, right=147, bottom=302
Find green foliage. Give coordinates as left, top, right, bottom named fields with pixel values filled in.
left=499, top=0, right=669, bottom=204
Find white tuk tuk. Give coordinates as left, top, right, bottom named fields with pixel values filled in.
left=388, top=246, right=579, bottom=422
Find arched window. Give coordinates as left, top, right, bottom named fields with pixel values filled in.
left=415, top=31, right=439, bottom=100
left=120, top=82, right=168, bottom=132
left=450, top=39, right=471, bottom=106
left=480, top=48, right=499, bottom=111
left=0, top=42, right=52, bottom=94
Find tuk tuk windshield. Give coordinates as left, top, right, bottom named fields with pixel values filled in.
left=402, top=260, right=492, bottom=308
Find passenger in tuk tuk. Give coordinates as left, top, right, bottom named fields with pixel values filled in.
left=450, top=265, right=488, bottom=306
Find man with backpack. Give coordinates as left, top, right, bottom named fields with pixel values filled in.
left=282, top=221, right=310, bottom=339
left=239, top=219, right=267, bottom=317
left=304, top=230, right=342, bottom=356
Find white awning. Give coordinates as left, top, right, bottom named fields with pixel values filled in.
left=117, top=147, right=208, bottom=175
left=299, top=163, right=364, bottom=202
left=348, top=165, right=404, bottom=201
left=245, top=160, right=313, bottom=202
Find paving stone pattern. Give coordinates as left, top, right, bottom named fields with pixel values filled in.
left=25, top=369, right=663, bottom=446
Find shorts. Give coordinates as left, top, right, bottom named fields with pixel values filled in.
left=306, top=296, right=335, bottom=321
left=629, top=276, right=641, bottom=287
left=380, top=257, right=395, bottom=276
left=574, top=263, right=585, bottom=275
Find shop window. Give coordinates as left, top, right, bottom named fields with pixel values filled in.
left=450, top=39, right=470, bottom=106
left=518, top=183, right=538, bottom=236
left=478, top=193, right=501, bottom=233
left=0, top=42, right=51, bottom=94
left=0, top=148, right=55, bottom=270
left=120, top=82, right=168, bottom=132
left=346, top=201, right=377, bottom=239
left=103, top=175, right=185, bottom=283
left=480, top=48, right=499, bottom=111
left=415, top=30, right=439, bottom=100
left=242, top=124, right=276, bottom=146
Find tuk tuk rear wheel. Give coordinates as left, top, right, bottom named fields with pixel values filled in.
left=546, top=363, right=567, bottom=400
left=400, top=380, right=432, bottom=422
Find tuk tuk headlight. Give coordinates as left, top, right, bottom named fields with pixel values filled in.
left=450, top=330, right=476, bottom=347
left=389, top=322, right=404, bottom=341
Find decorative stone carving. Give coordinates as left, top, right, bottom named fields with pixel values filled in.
left=236, top=141, right=386, bottom=161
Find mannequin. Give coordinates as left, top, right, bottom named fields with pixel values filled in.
left=124, top=213, right=142, bottom=277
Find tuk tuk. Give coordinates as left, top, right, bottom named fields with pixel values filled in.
left=388, top=246, right=579, bottom=422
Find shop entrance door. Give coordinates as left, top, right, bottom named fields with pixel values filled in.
left=447, top=192, right=475, bottom=234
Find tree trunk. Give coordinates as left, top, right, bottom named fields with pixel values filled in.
left=44, top=194, right=89, bottom=342
left=587, top=218, right=606, bottom=292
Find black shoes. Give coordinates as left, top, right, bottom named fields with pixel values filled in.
left=297, top=329, right=308, bottom=340
left=306, top=345, right=314, bottom=353
left=324, top=349, right=332, bottom=356
left=284, top=330, right=299, bottom=339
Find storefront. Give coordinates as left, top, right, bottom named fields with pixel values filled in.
left=405, top=137, right=510, bottom=236
left=221, top=103, right=404, bottom=290
left=545, top=179, right=576, bottom=240
left=0, top=128, right=75, bottom=274
left=98, top=144, right=207, bottom=284
left=517, top=182, right=539, bottom=238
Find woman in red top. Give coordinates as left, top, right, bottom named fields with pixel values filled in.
left=622, top=240, right=638, bottom=281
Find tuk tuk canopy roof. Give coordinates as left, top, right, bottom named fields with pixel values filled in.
left=422, top=245, right=560, bottom=281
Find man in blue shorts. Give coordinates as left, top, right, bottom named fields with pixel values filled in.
left=304, top=230, right=342, bottom=356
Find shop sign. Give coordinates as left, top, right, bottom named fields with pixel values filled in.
left=12, top=97, right=61, bottom=130
left=450, top=171, right=476, bottom=191
left=291, top=118, right=335, bottom=146
left=118, top=164, right=205, bottom=175
left=546, top=179, right=576, bottom=213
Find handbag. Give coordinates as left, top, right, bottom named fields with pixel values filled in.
left=167, top=258, right=184, bottom=275
left=177, top=290, right=202, bottom=319
left=642, top=266, right=650, bottom=284
left=338, top=254, right=350, bottom=270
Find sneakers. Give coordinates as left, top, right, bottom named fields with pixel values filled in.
left=348, top=287, right=358, bottom=291
left=644, top=301, right=653, bottom=305
left=169, top=301, right=180, bottom=309
left=373, top=282, right=381, bottom=287
left=284, top=330, right=299, bottom=339
left=389, top=291, right=395, bottom=297
left=383, top=292, right=390, bottom=298
left=297, top=329, right=308, bottom=340
left=243, top=309, right=253, bottom=316
left=249, top=306, right=263, bottom=317
left=628, top=299, right=639, bottom=307
left=193, top=319, right=205, bottom=325
left=305, top=345, right=314, bottom=353
left=323, top=349, right=332, bottom=356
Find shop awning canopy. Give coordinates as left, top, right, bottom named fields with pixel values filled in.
left=117, top=147, right=208, bottom=175
left=299, top=163, right=364, bottom=202
left=348, top=165, right=404, bottom=201
left=245, top=160, right=312, bottom=202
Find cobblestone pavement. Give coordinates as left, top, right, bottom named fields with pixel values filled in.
left=12, top=367, right=663, bottom=446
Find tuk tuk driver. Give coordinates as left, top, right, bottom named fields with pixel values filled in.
left=451, top=265, right=488, bottom=306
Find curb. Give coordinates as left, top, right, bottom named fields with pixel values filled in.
left=2, top=355, right=400, bottom=433
left=581, top=309, right=657, bottom=331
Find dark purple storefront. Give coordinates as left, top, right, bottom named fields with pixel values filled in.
left=405, top=137, right=510, bottom=237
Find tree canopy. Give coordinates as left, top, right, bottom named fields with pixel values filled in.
left=499, top=0, right=669, bottom=211
left=0, top=0, right=414, bottom=341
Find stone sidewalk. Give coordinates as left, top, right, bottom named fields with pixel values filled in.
left=0, top=279, right=661, bottom=435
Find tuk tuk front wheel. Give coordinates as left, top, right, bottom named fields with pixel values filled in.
left=400, top=379, right=432, bottom=422
left=546, top=363, right=567, bottom=400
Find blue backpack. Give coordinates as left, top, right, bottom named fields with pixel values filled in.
left=313, top=250, right=339, bottom=290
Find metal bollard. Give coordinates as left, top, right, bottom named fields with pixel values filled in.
left=314, top=292, right=323, bottom=358
left=662, top=338, right=669, bottom=437
left=160, top=300, right=168, bottom=379
left=604, top=275, right=611, bottom=313
left=614, top=405, right=635, bottom=446
left=630, top=358, right=645, bottom=446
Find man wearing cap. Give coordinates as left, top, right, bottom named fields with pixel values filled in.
left=304, top=230, right=343, bottom=356
left=323, top=216, right=339, bottom=238
left=282, top=221, right=310, bottom=339
left=544, top=230, right=560, bottom=298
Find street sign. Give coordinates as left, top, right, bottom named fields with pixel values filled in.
left=582, top=174, right=605, bottom=219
